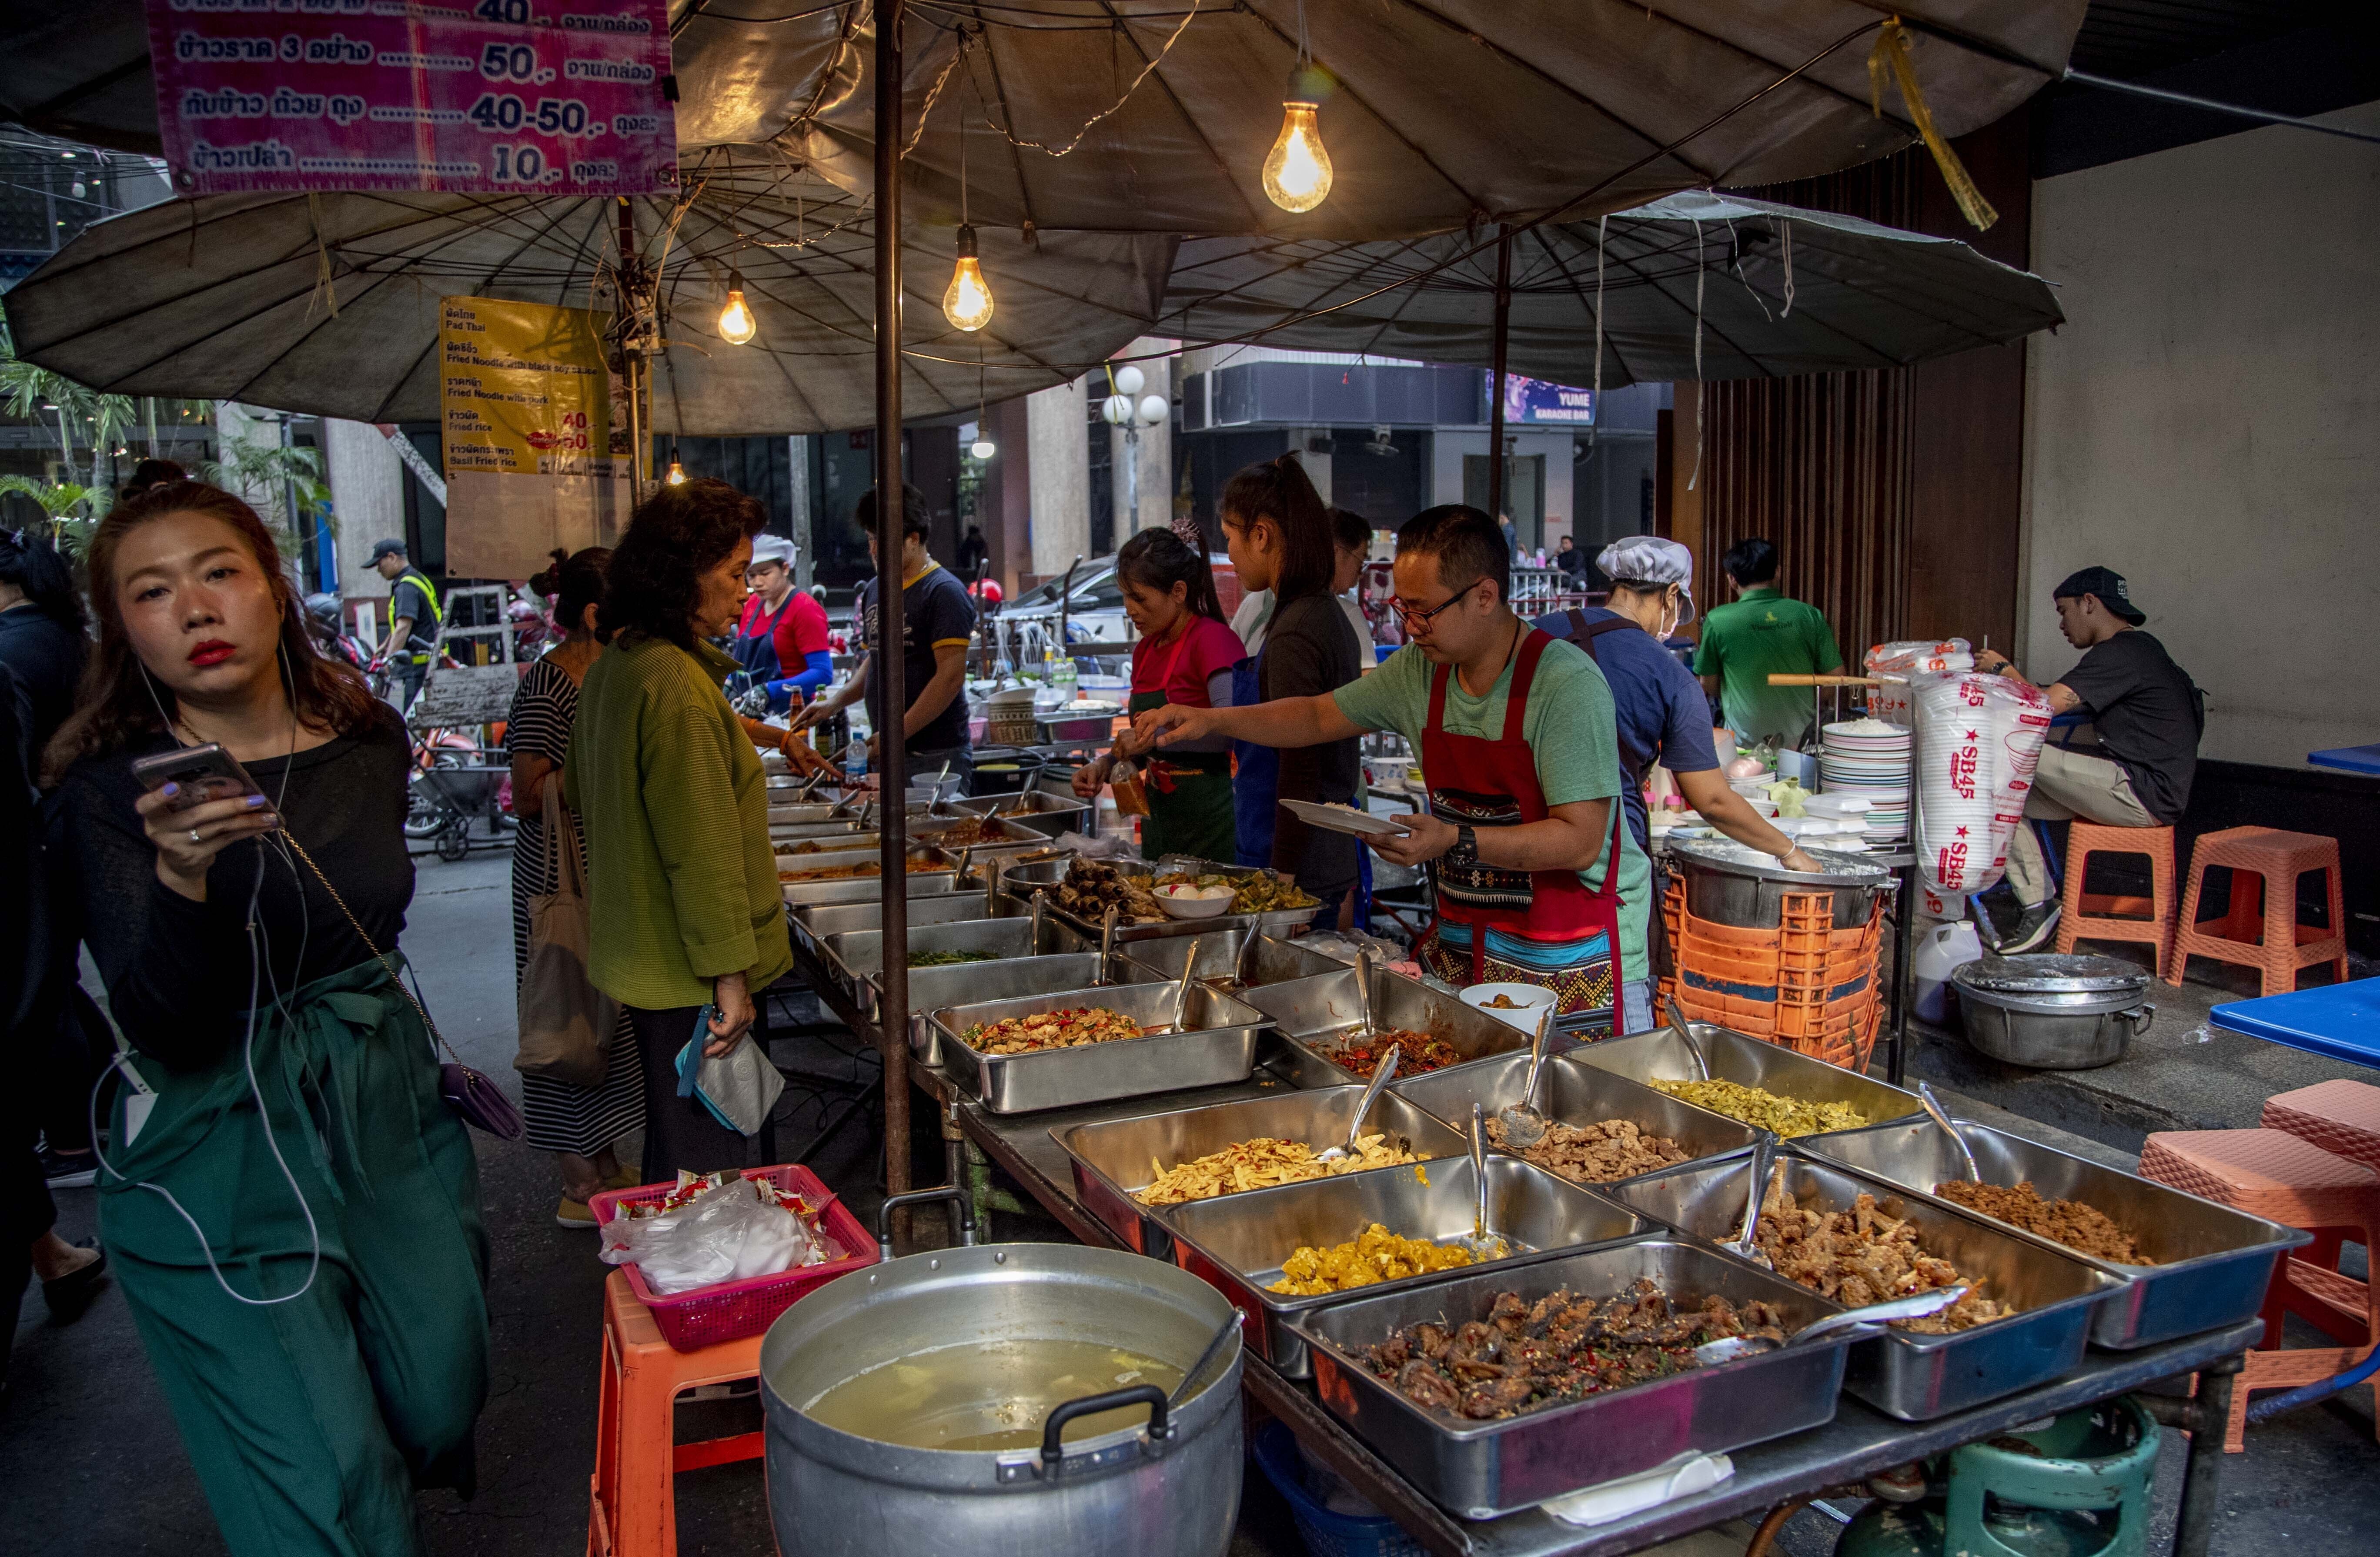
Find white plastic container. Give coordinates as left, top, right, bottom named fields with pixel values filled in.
left=1912, top=920, right=1984, bottom=1024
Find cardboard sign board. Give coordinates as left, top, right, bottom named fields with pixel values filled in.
left=411, top=663, right=523, bottom=730
left=145, top=0, right=676, bottom=196
left=439, top=294, right=634, bottom=580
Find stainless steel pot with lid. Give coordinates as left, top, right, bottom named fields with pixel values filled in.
left=1664, top=837, right=1893, bottom=930
left=1952, top=954, right=2156, bottom=1070
left=760, top=1190, right=1245, bottom=1557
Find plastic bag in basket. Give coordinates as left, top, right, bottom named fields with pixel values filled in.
left=600, top=1173, right=838, bottom=1296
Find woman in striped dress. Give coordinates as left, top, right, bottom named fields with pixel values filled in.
left=508, top=548, right=645, bottom=1226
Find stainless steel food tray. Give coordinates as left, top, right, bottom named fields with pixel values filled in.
left=768, top=799, right=936, bottom=829
left=1564, top=1021, right=1922, bottom=1137
left=1054, top=1086, right=1470, bottom=1260
left=779, top=869, right=960, bottom=909
left=1117, top=931, right=1344, bottom=991
left=929, top=980, right=1270, bottom=1114
left=899, top=954, right=1111, bottom=1066
left=1610, top=1153, right=2123, bottom=1420
left=950, top=789, right=1094, bottom=838
left=1389, top=1052, right=1763, bottom=1186
left=1164, top=1155, right=1644, bottom=1377
left=819, top=913, right=1078, bottom=1014
left=1802, top=1116, right=2309, bottom=1349
left=1288, top=1237, right=1853, bottom=1517
left=1240, top=962, right=1532, bottom=1089
left=789, top=892, right=995, bottom=956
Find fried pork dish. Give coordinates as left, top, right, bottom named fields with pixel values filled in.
left=1048, top=860, right=1166, bottom=923
left=1485, top=1116, right=1690, bottom=1184
left=1751, top=1178, right=2004, bottom=1332
left=1270, top=1224, right=1481, bottom=1296
left=1324, top=1029, right=1465, bottom=1076
left=778, top=858, right=944, bottom=883
left=1932, top=1180, right=2151, bottom=1265
left=1134, top=1136, right=1427, bottom=1206
left=1651, top=1078, right=1869, bottom=1139
left=922, top=816, right=1004, bottom=847
left=1365, top=1280, right=1787, bottom=1420
left=1153, top=870, right=1318, bottom=914
left=960, top=1006, right=1144, bottom=1056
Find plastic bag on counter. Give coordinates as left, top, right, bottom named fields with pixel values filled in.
left=1052, top=829, right=1140, bottom=861
left=1866, top=640, right=1974, bottom=728
left=599, top=1172, right=838, bottom=1296
left=1911, top=670, right=2050, bottom=899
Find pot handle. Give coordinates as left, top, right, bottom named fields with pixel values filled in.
left=875, top=1185, right=979, bottom=1260
left=1040, top=1384, right=1170, bottom=1476
left=2127, top=1002, right=2157, bottom=1037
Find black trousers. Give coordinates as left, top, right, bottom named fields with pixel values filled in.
left=625, top=1003, right=752, bottom=1182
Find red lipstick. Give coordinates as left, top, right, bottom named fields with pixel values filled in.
left=187, top=639, right=236, bottom=668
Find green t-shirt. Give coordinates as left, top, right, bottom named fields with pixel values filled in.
left=1692, top=586, right=1843, bottom=748
left=1334, top=636, right=1652, bottom=985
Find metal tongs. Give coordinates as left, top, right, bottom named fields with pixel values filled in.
left=927, top=758, right=954, bottom=816
left=1692, top=1284, right=1974, bottom=1366
left=1318, top=1043, right=1399, bottom=1163
left=1918, top=1080, right=1982, bottom=1183
left=1494, top=1004, right=1560, bottom=1150
left=1351, top=946, right=1375, bottom=1040
left=1171, top=936, right=1202, bottom=1032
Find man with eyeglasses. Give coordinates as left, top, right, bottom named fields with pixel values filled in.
left=1138, top=504, right=1654, bottom=1032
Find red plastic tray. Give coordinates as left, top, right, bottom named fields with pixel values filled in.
left=590, top=1164, right=876, bottom=1352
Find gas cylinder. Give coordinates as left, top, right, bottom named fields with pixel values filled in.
left=1833, top=1397, right=2157, bottom=1557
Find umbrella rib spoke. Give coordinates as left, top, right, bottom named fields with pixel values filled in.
left=1082, top=0, right=1267, bottom=231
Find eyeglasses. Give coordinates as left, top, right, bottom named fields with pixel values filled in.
left=1389, top=578, right=1483, bottom=631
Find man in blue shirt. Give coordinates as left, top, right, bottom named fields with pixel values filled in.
left=1534, top=538, right=1818, bottom=877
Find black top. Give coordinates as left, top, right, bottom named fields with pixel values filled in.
left=2058, top=629, right=2203, bottom=823
left=858, top=561, right=976, bottom=755
left=47, top=704, right=417, bottom=1070
left=391, top=568, right=440, bottom=653
left=0, top=603, right=87, bottom=769
left=1264, top=591, right=1362, bottom=895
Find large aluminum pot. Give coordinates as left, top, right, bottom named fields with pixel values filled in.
left=760, top=1242, right=1243, bottom=1557
left=1952, top=954, right=2154, bottom=1070
left=1665, top=837, right=1891, bottom=930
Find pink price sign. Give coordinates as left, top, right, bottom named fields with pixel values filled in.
left=147, top=0, right=676, bottom=196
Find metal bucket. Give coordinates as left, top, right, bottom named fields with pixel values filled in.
left=1665, top=838, right=1891, bottom=930
left=760, top=1243, right=1243, bottom=1557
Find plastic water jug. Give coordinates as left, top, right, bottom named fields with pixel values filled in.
left=1912, top=920, right=1983, bottom=1024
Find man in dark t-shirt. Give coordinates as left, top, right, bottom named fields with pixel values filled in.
left=793, top=485, right=976, bottom=772
left=1977, top=566, right=2203, bottom=950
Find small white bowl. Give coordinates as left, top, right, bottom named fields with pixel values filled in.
left=1459, top=981, right=1556, bottom=1030
left=1154, top=883, right=1236, bottom=919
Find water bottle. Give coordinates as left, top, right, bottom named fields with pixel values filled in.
left=842, top=736, right=868, bottom=787
left=1053, top=652, right=1078, bottom=702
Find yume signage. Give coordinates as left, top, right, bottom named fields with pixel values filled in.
left=1498, top=375, right=1595, bottom=426
left=145, top=0, right=676, bottom=196
left=438, top=295, right=635, bottom=578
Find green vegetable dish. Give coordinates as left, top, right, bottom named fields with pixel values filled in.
left=908, top=949, right=1002, bottom=968
left=1153, top=870, right=1318, bottom=915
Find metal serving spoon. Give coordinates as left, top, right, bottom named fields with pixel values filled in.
left=1456, top=1104, right=1509, bottom=1260
left=1494, top=1004, right=1560, bottom=1150
left=1352, top=946, right=1375, bottom=1040
left=1169, top=1308, right=1243, bottom=1408
left=1724, top=1141, right=1783, bottom=1262
left=1918, top=1080, right=1982, bottom=1183
left=1319, top=1044, right=1400, bottom=1163
left=1693, top=1284, right=1974, bottom=1366
left=1172, top=937, right=1202, bottom=1032
left=1667, top=993, right=1711, bottom=1082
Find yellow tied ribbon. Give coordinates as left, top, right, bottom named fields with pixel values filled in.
left=1869, top=17, right=1998, bottom=233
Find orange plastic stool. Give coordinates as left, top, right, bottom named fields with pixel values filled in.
left=588, top=1270, right=767, bottom=1557
left=2169, top=827, right=2347, bottom=994
left=2138, top=1129, right=2379, bottom=1452
left=2263, top=1079, right=2380, bottom=1178
left=2054, top=822, right=2176, bottom=979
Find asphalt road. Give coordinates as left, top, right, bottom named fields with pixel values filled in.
left=5, top=844, right=2372, bottom=1555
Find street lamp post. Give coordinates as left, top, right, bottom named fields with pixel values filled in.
left=1100, top=364, right=1169, bottom=535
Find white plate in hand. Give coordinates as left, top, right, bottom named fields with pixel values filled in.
left=1279, top=799, right=1413, bottom=838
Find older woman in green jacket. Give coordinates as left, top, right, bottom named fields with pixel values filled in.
left=566, top=478, right=791, bottom=1179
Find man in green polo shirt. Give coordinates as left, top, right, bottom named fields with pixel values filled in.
left=1694, top=537, right=1843, bottom=749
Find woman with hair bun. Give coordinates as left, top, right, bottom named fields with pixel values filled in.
left=508, top=546, right=645, bottom=1226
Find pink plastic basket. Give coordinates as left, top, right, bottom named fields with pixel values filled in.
left=589, top=1164, right=877, bottom=1352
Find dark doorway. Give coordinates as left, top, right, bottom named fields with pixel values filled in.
left=1327, top=427, right=1423, bottom=528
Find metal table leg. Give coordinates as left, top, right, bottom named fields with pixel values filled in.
left=2138, top=1350, right=2246, bottom=1557
left=1888, top=858, right=1915, bottom=1088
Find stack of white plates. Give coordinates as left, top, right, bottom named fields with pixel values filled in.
left=1819, top=718, right=1911, bottom=842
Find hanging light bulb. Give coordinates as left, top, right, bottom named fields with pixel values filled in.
left=942, top=225, right=995, bottom=332
left=1262, top=65, right=1334, bottom=214
left=665, top=457, right=687, bottom=485
left=717, top=270, right=757, bottom=345
left=971, top=435, right=996, bottom=461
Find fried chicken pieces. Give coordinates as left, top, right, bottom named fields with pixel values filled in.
left=1751, top=1178, right=2003, bottom=1333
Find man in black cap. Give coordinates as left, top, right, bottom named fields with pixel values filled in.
left=1975, top=566, right=2203, bottom=952
left=364, top=538, right=441, bottom=715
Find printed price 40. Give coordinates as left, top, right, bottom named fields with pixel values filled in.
left=468, top=94, right=597, bottom=136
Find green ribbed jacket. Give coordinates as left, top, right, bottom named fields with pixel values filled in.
left=565, top=633, right=792, bottom=1010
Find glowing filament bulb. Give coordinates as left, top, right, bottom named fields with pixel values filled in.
left=665, top=458, right=686, bottom=485
left=1262, top=70, right=1333, bottom=214
left=717, top=269, right=756, bottom=345
left=942, top=225, right=994, bottom=332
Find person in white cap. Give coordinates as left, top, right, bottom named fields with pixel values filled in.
left=731, top=534, right=833, bottom=711
left=1532, top=538, right=1822, bottom=999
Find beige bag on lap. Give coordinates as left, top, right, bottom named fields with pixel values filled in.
left=515, top=774, right=617, bottom=1088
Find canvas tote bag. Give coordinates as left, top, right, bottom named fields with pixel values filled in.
left=515, top=774, right=618, bottom=1088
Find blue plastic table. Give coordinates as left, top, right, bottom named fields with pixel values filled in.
left=2210, top=979, right=2380, bottom=1067
left=2307, top=744, right=2380, bottom=775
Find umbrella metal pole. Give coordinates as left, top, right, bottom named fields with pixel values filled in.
left=1486, top=225, right=1511, bottom=533
left=874, top=0, right=914, bottom=1240
left=618, top=198, right=647, bottom=497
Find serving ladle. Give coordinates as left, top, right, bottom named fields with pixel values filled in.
left=1318, top=1044, right=1400, bottom=1164
left=1692, top=1284, right=1974, bottom=1366
left=1456, top=1105, right=1511, bottom=1261
left=1918, top=1080, right=1982, bottom=1183
left=1171, top=937, right=1202, bottom=1032
left=1493, top=1004, right=1560, bottom=1151
left=1666, top=993, right=1711, bottom=1082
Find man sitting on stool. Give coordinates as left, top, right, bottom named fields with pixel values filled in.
left=1977, top=567, right=2204, bottom=953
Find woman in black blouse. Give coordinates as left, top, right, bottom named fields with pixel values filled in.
left=45, top=481, right=488, bottom=1556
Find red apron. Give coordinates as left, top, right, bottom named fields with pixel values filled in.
left=1417, top=628, right=1627, bottom=1018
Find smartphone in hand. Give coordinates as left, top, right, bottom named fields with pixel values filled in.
left=131, top=743, right=264, bottom=812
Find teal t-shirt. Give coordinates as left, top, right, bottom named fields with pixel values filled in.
left=1334, top=635, right=1652, bottom=984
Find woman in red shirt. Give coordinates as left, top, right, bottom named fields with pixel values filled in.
left=1073, top=529, right=1243, bottom=862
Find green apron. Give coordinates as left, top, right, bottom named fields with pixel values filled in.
left=98, top=956, right=490, bottom=1557
left=1129, top=682, right=1239, bottom=864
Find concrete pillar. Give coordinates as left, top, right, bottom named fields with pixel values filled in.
left=323, top=418, right=406, bottom=590
left=1026, top=376, right=1089, bottom=579
left=1518, top=430, right=1573, bottom=560
left=786, top=434, right=814, bottom=588
left=1291, top=429, right=1330, bottom=505
left=988, top=395, right=1033, bottom=598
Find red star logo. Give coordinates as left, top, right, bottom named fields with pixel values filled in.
left=1965, top=729, right=1979, bottom=741
left=1956, top=826, right=1969, bottom=838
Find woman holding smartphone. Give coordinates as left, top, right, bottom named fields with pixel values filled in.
left=565, top=478, right=789, bottom=1181
left=44, top=481, right=488, bottom=1556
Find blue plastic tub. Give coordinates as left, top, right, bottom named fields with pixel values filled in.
left=1252, top=1420, right=1427, bottom=1557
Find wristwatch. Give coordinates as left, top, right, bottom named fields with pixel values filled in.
left=1447, top=824, right=1479, bottom=869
